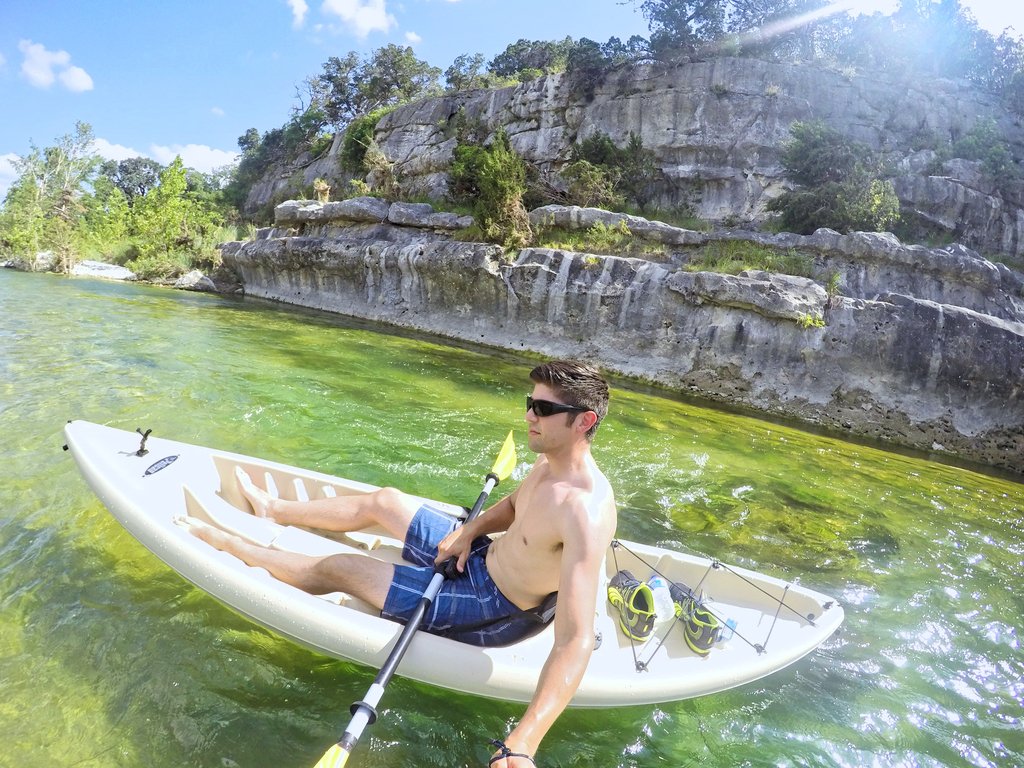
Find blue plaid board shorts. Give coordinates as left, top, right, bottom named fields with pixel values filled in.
left=380, top=504, right=541, bottom=647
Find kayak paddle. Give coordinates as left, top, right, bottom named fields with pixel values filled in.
left=313, top=430, right=518, bottom=768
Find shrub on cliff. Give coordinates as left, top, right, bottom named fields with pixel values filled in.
left=768, top=121, right=900, bottom=235
left=449, top=128, right=532, bottom=248
left=562, top=131, right=659, bottom=211
left=340, top=106, right=397, bottom=173
left=951, top=118, right=1022, bottom=193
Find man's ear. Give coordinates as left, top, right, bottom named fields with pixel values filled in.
left=577, top=411, right=599, bottom=433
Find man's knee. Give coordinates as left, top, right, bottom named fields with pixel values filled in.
left=370, top=486, right=418, bottom=527
left=373, top=486, right=410, bottom=511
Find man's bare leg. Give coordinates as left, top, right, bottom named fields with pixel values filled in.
left=187, top=518, right=393, bottom=608
left=235, top=468, right=418, bottom=540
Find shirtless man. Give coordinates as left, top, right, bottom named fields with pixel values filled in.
left=189, top=359, right=617, bottom=767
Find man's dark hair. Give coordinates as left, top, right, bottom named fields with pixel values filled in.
left=530, top=359, right=609, bottom=441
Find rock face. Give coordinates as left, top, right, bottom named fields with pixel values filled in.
left=248, top=57, right=1024, bottom=260
left=243, top=133, right=354, bottom=217
left=221, top=199, right=1024, bottom=475
left=380, top=58, right=1024, bottom=258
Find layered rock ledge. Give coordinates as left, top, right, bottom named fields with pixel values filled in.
left=221, top=198, right=1024, bottom=475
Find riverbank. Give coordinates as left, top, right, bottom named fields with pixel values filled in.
left=219, top=198, right=1024, bottom=476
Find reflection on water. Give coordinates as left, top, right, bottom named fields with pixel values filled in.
left=1, top=270, right=1021, bottom=767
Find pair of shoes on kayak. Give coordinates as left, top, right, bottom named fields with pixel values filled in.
left=607, top=570, right=721, bottom=655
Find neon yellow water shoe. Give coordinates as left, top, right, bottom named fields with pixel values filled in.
left=607, top=570, right=656, bottom=641
left=670, top=581, right=722, bottom=656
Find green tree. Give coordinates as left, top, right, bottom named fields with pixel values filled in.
left=311, top=45, right=440, bottom=129
left=487, top=38, right=575, bottom=79
left=445, top=53, right=489, bottom=91
left=598, top=35, right=651, bottom=66
left=357, top=44, right=442, bottom=112
left=952, top=118, right=1022, bottom=192
left=616, top=133, right=659, bottom=210
left=562, top=159, right=623, bottom=209
left=639, top=0, right=728, bottom=58
left=129, top=157, right=220, bottom=277
left=477, top=130, right=532, bottom=247
left=831, top=0, right=1018, bottom=88
left=0, top=163, right=48, bottom=259
left=313, top=52, right=364, bottom=128
left=0, top=121, right=99, bottom=269
left=78, top=175, right=131, bottom=258
left=99, top=156, right=164, bottom=205
left=238, top=128, right=262, bottom=156
left=728, top=0, right=830, bottom=61
left=565, top=38, right=609, bottom=97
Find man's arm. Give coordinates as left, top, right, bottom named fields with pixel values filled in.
left=491, top=497, right=608, bottom=765
left=434, top=489, right=519, bottom=571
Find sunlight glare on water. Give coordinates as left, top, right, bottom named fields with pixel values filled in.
left=0, top=270, right=1021, bottom=767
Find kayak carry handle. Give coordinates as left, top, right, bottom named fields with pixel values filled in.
left=135, top=428, right=153, bottom=456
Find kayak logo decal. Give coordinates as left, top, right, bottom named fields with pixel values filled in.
left=144, top=455, right=178, bottom=477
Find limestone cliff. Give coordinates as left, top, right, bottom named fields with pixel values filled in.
left=221, top=199, right=1024, bottom=475
left=247, top=57, right=1024, bottom=260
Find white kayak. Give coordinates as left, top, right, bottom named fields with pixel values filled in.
left=63, top=420, right=844, bottom=707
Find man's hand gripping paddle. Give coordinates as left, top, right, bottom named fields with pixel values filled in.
left=313, top=431, right=518, bottom=768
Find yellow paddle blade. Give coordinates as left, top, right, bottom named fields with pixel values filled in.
left=313, top=744, right=349, bottom=768
left=490, top=430, right=517, bottom=481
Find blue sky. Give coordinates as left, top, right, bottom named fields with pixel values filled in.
left=0, top=0, right=1021, bottom=200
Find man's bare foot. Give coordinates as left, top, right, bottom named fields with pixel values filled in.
left=181, top=516, right=242, bottom=554
left=235, top=466, right=276, bottom=519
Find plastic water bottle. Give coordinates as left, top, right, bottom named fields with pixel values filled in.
left=647, top=575, right=674, bottom=623
left=717, top=618, right=737, bottom=645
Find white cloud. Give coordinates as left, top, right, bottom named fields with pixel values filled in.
left=321, top=0, right=396, bottom=38
left=89, top=137, right=238, bottom=173
left=405, top=31, right=422, bottom=44
left=0, top=153, right=20, bottom=201
left=18, top=39, right=93, bottom=91
left=211, top=106, right=225, bottom=117
left=58, top=65, right=94, bottom=92
left=91, top=137, right=144, bottom=162
left=288, top=0, right=309, bottom=27
left=149, top=143, right=239, bottom=172
left=19, top=40, right=69, bottom=87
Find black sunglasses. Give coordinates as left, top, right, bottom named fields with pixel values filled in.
left=526, top=395, right=590, bottom=418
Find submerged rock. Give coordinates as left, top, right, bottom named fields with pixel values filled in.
left=71, top=260, right=136, bottom=281
left=174, top=270, right=217, bottom=292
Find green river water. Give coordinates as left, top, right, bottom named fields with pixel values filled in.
left=1, top=269, right=1021, bottom=767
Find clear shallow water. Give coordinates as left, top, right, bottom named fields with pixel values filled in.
left=1, top=269, right=1021, bottom=767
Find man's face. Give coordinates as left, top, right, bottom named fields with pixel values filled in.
left=525, top=383, right=577, bottom=453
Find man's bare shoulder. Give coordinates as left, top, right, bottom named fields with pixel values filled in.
left=553, top=466, right=616, bottom=539
left=519, top=454, right=615, bottom=525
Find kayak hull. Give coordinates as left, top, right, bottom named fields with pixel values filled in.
left=64, top=420, right=844, bottom=707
